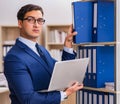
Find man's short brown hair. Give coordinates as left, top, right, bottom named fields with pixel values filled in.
left=17, top=4, right=44, bottom=20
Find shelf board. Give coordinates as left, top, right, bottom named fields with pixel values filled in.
left=83, top=87, right=120, bottom=94
left=48, top=42, right=120, bottom=46
left=1, top=25, right=18, bottom=28
left=0, top=87, right=9, bottom=93
left=47, top=24, right=70, bottom=27
left=75, top=42, right=117, bottom=46
left=47, top=42, right=64, bottom=45
left=2, top=44, right=14, bottom=46
left=47, top=42, right=78, bottom=46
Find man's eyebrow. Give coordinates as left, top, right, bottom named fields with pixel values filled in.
left=25, top=16, right=43, bottom=19
left=24, top=16, right=34, bottom=18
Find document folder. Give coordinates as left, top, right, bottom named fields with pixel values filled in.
left=97, top=1, right=114, bottom=42
left=72, top=1, right=93, bottom=44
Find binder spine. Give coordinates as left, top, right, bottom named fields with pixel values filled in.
left=79, top=46, right=96, bottom=87
left=92, top=2, right=98, bottom=42
left=77, top=89, right=114, bottom=104
left=78, top=46, right=114, bottom=88
left=3, top=45, right=13, bottom=60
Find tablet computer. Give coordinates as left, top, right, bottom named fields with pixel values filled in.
left=40, top=58, right=89, bottom=92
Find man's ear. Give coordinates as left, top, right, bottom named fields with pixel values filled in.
left=18, top=20, right=23, bottom=28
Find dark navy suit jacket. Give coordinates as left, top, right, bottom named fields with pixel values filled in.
left=4, top=39, right=76, bottom=104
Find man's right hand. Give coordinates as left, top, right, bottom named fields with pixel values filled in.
left=64, top=82, right=83, bottom=97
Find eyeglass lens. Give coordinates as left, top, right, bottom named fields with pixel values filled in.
left=23, top=16, right=45, bottom=25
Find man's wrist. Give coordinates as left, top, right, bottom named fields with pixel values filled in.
left=63, top=92, right=68, bottom=99
left=63, top=46, right=74, bottom=54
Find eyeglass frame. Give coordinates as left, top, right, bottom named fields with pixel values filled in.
left=22, top=16, right=45, bottom=25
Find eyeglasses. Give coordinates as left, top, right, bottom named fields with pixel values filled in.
left=23, top=16, right=45, bottom=25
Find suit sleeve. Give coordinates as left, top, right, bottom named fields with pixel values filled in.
left=62, top=50, right=77, bottom=61
left=4, top=55, right=60, bottom=104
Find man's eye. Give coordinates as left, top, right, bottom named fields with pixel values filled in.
left=37, top=19, right=41, bottom=22
left=28, top=18, right=33, bottom=21
left=38, top=19, right=44, bottom=22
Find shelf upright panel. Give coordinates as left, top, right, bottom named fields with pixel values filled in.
left=115, top=0, right=120, bottom=103
left=0, top=27, right=3, bottom=72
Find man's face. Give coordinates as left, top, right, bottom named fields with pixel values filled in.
left=18, top=10, right=44, bottom=42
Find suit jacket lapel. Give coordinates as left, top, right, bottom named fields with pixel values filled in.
left=15, top=39, right=50, bottom=74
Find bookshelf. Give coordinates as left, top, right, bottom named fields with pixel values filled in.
left=0, top=26, right=19, bottom=72
left=46, top=25, right=70, bottom=49
left=46, top=25, right=70, bottom=61
left=72, top=0, right=120, bottom=104
left=0, top=26, right=44, bottom=72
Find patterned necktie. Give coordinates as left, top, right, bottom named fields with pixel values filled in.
left=35, top=43, right=48, bottom=65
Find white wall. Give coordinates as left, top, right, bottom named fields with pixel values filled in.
left=0, top=0, right=74, bottom=26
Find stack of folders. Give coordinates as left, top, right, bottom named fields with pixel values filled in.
left=78, top=89, right=114, bottom=104
left=105, top=82, right=114, bottom=91
left=79, top=46, right=114, bottom=88
left=49, top=30, right=67, bottom=43
left=72, top=1, right=114, bottom=43
left=3, top=40, right=15, bottom=59
left=0, top=73, right=8, bottom=87
left=3, top=45, right=13, bottom=58
left=49, top=49, right=62, bottom=61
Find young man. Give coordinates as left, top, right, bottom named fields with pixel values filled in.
left=4, top=4, right=83, bottom=104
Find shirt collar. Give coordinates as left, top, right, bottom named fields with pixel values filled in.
left=18, top=36, right=37, bottom=50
